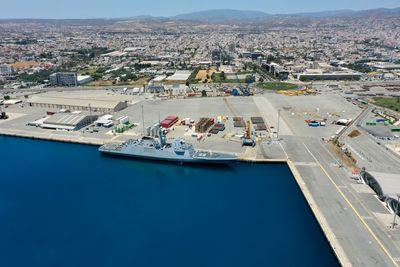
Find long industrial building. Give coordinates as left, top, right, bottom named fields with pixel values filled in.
left=41, top=113, right=98, bottom=130
left=27, top=95, right=128, bottom=113
left=297, top=72, right=362, bottom=81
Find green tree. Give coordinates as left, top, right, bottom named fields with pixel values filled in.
left=126, top=73, right=137, bottom=80
left=92, top=73, right=102, bottom=80
left=220, top=71, right=226, bottom=80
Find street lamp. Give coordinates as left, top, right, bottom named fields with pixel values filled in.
left=277, top=109, right=281, bottom=141
left=141, top=105, right=145, bottom=136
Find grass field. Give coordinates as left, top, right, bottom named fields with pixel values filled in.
left=374, top=97, right=400, bottom=112
left=257, top=82, right=299, bottom=90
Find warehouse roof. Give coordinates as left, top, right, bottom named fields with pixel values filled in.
left=166, top=70, right=192, bottom=81
left=153, top=75, right=167, bottom=82
left=44, top=113, right=89, bottom=126
left=373, top=64, right=400, bottom=70
left=28, top=95, right=126, bottom=109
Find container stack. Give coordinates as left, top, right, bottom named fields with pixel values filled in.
left=233, top=117, right=246, bottom=128
left=195, top=118, right=214, bottom=133
left=160, top=116, right=179, bottom=128
left=251, top=117, right=267, bottom=131
left=209, top=123, right=226, bottom=134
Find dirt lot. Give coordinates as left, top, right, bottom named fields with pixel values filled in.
left=88, top=80, right=114, bottom=86
left=196, top=68, right=217, bottom=83
left=88, top=77, right=150, bottom=87
left=11, top=61, right=40, bottom=69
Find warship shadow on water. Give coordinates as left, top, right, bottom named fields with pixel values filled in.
left=99, top=128, right=237, bottom=164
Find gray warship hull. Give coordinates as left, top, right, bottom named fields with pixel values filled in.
left=99, top=138, right=237, bottom=164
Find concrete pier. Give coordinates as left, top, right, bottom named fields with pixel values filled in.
left=0, top=128, right=106, bottom=146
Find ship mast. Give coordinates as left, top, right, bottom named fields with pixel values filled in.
left=141, top=105, right=145, bottom=136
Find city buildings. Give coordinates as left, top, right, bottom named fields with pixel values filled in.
left=0, top=10, right=397, bottom=88
left=50, top=72, right=78, bottom=87
left=0, top=64, right=14, bottom=75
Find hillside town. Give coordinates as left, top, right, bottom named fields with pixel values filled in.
left=0, top=14, right=399, bottom=90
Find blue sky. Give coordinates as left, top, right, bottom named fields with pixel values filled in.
left=0, top=0, right=399, bottom=18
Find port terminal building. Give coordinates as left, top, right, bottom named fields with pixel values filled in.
left=27, top=95, right=128, bottom=113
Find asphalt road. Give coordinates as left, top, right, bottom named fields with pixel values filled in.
left=282, top=135, right=400, bottom=266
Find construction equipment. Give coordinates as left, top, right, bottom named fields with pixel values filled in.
left=0, top=111, right=7, bottom=120
left=242, top=120, right=256, bottom=147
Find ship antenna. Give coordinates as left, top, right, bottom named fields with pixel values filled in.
left=158, top=110, right=164, bottom=147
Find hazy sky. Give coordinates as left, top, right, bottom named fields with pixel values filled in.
left=0, top=0, right=399, bottom=18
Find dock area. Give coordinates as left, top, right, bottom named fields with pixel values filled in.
left=0, top=128, right=107, bottom=146
left=1, top=91, right=400, bottom=266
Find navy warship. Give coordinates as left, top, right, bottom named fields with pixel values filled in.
left=99, top=129, right=237, bottom=164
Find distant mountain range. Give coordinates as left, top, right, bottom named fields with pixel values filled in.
left=173, top=7, right=400, bottom=22
left=174, top=9, right=268, bottom=22
left=1, top=7, right=399, bottom=24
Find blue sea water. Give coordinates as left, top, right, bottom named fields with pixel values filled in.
left=0, top=136, right=338, bottom=267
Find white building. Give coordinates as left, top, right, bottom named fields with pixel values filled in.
left=77, top=75, right=93, bottom=85
left=165, top=70, right=192, bottom=83
left=50, top=72, right=78, bottom=87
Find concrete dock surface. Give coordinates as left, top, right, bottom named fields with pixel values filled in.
left=2, top=91, right=400, bottom=266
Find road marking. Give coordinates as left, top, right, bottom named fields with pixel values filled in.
left=320, top=139, right=400, bottom=255
left=303, top=142, right=399, bottom=267
left=293, top=162, right=318, bottom=166
left=278, top=141, right=289, bottom=160
left=362, top=216, right=374, bottom=220
left=346, top=144, right=365, bottom=160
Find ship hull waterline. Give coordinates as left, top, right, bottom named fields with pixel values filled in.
left=99, top=149, right=238, bottom=165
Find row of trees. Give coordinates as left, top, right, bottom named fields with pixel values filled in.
left=343, top=63, right=372, bottom=73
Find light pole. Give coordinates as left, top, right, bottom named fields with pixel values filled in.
left=277, top=109, right=281, bottom=141
left=88, top=104, right=93, bottom=125
left=391, top=194, right=400, bottom=230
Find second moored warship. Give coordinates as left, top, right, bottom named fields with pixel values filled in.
left=99, top=129, right=237, bottom=164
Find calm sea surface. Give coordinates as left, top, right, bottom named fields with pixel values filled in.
left=0, top=136, right=338, bottom=267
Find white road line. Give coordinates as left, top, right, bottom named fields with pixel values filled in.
left=303, top=142, right=398, bottom=267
